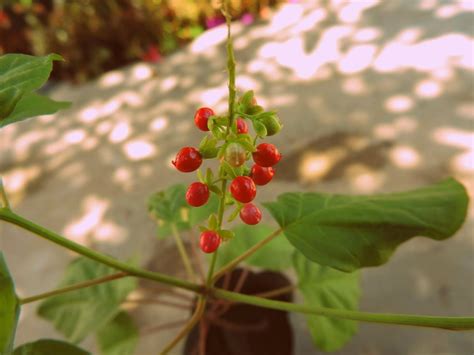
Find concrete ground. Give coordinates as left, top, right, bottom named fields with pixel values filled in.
left=1, top=1, right=473, bottom=354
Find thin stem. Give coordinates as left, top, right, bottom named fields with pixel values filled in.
left=171, top=223, right=196, bottom=281
left=0, top=208, right=201, bottom=294
left=253, top=284, right=295, bottom=299
left=20, top=272, right=128, bottom=304
left=141, top=319, right=188, bottom=336
left=160, top=297, right=206, bottom=354
left=124, top=298, right=190, bottom=310
left=213, top=288, right=474, bottom=331
left=0, top=177, right=11, bottom=210
left=213, top=228, right=282, bottom=281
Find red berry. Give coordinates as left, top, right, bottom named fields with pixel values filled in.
left=252, top=143, right=281, bottom=167
left=230, top=176, right=257, bottom=203
left=200, top=231, right=221, bottom=253
left=172, top=147, right=202, bottom=172
left=236, top=118, right=248, bottom=134
left=194, top=107, right=214, bottom=131
left=250, top=164, right=275, bottom=185
left=186, top=182, right=209, bottom=207
left=240, top=203, right=262, bottom=225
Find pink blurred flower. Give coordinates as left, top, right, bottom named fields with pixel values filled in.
left=142, top=45, right=161, bottom=63
left=206, top=16, right=225, bottom=29
left=240, top=13, right=254, bottom=25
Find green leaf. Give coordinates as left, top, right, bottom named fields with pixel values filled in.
left=216, top=225, right=292, bottom=271
left=97, top=312, right=138, bottom=355
left=253, top=120, right=267, bottom=137
left=264, top=178, right=469, bottom=272
left=218, top=229, right=235, bottom=240
left=208, top=214, right=218, bottom=230
left=37, top=258, right=136, bottom=343
left=0, top=252, right=20, bottom=354
left=198, top=136, right=218, bottom=159
left=0, top=53, right=69, bottom=128
left=0, top=93, right=71, bottom=128
left=293, top=251, right=360, bottom=352
left=13, top=339, right=90, bottom=355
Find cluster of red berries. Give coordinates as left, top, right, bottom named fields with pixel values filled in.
left=172, top=99, right=281, bottom=253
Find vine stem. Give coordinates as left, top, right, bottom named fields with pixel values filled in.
left=1, top=208, right=473, bottom=331
left=160, top=297, right=206, bottom=354
left=20, top=272, right=128, bottom=305
left=0, top=208, right=201, bottom=294
left=171, top=223, right=196, bottom=281
left=212, top=228, right=282, bottom=281
left=0, top=177, right=11, bottom=209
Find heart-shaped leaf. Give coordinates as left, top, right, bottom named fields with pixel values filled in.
left=97, top=311, right=138, bottom=355
left=0, top=252, right=20, bottom=354
left=13, top=339, right=90, bottom=355
left=264, top=178, right=468, bottom=272
left=293, top=251, right=360, bottom=351
left=37, top=258, right=136, bottom=343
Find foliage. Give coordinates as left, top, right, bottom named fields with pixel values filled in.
left=0, top=253, right=19, bottom=355
left=13, top=339, right=90, bottom=355
left=0, top=0, right=283, bottom=82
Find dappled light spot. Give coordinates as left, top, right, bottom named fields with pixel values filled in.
left=3, top=166, right=40, bottom=194
left=394, top=116, right=418, bottom=133
left=396, top=28, right=423, bottom=44
left=113, top=167, right=133, bottom=190
left=191, top=26, right=227, bottom=53
left=200, top=85, right=227, bottom=106
left=268, top=94, right=296, bottom=107
left=341, top=76, right=368, bottom=95
left=150, top=117, right=168, bottom=132
left=418, top=0, right=437, bottom=11
left=236, top=75, right=260, bottom=91
left=101, top=98, right=122, bottom=116
left=452, top=150, right=474, bottom=173
left=390, top=145, right=421, bottom=169
left=435, top=4, right=461, bottom=18
left=95, top=120, right=112, bottom=135
left=99, top=71, right=124, bottom=88
left=347, top=165, right=384, bottom=193
left=160, top=77, right=178, bottom=92
left=373, top=123, right=398, bottom=140
left=266, top=3, right=304, bottom=35
left=432, top=127, right=474, bottom=149
left=15, top=131, right=46, bottom=160
left=82, top=137, right=99, bottom=151
left=456, top=103, right=474, bottom=120
left=132, top=64, right=153, bottom=81
left=123, top=140, right=156, bottom=161
left=338, top=0, right=379, bottom=23
left=353, top=27, right=381, bottom=42
left=118, top=91, right=144, bottom=107
left=79, top=106, right=100, bottom=123
left=290, top=7, right=327, bottom=35
left=109, top=121, right=131, bottom=143
left=338, top=44, right=376, bottom=74
left=431, top=67, right=454, bottom=81
left=63, top=129, right=86, bottom=145
left=94, top=222, right=128, bottom=244
left=299, top=153, right=332, bottom=182
left=63, top=196, right=109, bottom=244
left=385, top=95, right=414, bottom=113
left=415, top=79, right=442, bottom=98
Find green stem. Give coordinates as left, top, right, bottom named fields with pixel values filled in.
left=160, top=297, right=206, bottom=354
left=20, top=272, right=128, bottom=305
left=213, top=289, right=474, bottom=331
left=213, top=228, right=282, bottom=281
left=0, top=208, right=201, bottom=294
left=171, top=223, right=196, bottom=281
left=0, top=177, right=11, bottom=210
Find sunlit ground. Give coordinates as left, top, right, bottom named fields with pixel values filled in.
left=0, top=0, right=473, bottom=353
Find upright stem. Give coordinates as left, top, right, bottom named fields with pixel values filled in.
left=20, top=272, right=128, bottom=304
left=171, top=223, right=196, bottom=281
left=0, top=177, right=11, bottom=210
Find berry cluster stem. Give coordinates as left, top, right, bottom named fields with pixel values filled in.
left=171, top=223, right=196, bottom=281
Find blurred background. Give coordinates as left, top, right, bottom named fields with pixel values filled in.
left=0, top=0, right=473, bottom=354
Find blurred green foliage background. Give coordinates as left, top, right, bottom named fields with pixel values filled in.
left=0, top=0, right=282, bottom=82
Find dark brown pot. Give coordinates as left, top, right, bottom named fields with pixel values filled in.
left=184, top=268, right=294, bottom=355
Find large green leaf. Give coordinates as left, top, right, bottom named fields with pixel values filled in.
left=97, top=311, right=138, bottom=355
left=148, top=184, right=218, bottom=238
left=0, top=53, right=70, bottom=128
left=37, top=257, right=136, bottom=343
left=264, top=178, right=468, bottom=272
left=215, top=224, right=292, bottom=271
left=13, top=339, right=90, bottom=355
left=293, top=251, right=360, bottom=351
left=0, top=252, right=20, bottom=354
left=0, top=93, right=71, bottom=128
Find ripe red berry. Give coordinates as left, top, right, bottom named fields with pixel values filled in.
left=230, top=176, right=257, bottom=203
left=236, top=118, right=248, bottom=134
left=194, top=107, right=214, bottom=131
left=250, top=164, right=275, bottom=185
left=172, top=147, right=202, bottom=172
left=252, top=143, right=281, bottom=167
left=200, top=230, right=221, bottom=253
left=186, top=182, right=209, bottom=207
left=240, top=203, right=262, bottom=225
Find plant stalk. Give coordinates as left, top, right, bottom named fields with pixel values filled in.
left=171, top=223, right=196, bottom=281
left=0, top=177, right=11, bottom=210
left=20, top=272, right=128, bottom=304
